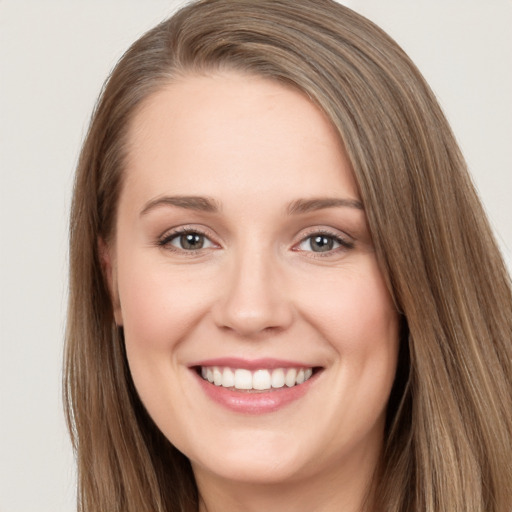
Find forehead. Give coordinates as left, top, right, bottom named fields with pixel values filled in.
left=122, top=72, right=359, bottom=207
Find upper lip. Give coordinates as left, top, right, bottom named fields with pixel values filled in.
left=189, top=357, right=318, bottom=370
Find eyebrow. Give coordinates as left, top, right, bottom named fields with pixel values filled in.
left=287, top=197, right=364, bottom=214
left=139, top=195, right=364, bottom=216
left=140, top=195, right=221, bottom=216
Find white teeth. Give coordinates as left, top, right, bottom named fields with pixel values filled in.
left=271, top=368, right=285, bottom=388
left=253, top=369, right=271, bottom=390
left=234, top=369, right=253, bottom=390
left=285, top=368, right=297, bottom=387
left=213, top=367, right=223, bottom=386
left=221, top=367, right=235, bottom=388
left=200, top=366, right=314, bottom=390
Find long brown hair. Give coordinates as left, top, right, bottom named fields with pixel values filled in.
left=64, top=1, right=512, bottom=510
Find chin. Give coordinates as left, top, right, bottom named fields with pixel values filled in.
left=188, top=429, right=311, bottom=484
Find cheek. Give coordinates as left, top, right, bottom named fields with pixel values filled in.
left=297, top=260, right=398, bottom=353
left=295, top=259, right=399, bottom=409
left=115, top=253, right=215, bottom=431
left=117, top=255, right=209, bottom=347
left=342, top=270, right=399, bottom=416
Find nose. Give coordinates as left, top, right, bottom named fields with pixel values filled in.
left=211, top=248, right=294, bottom=338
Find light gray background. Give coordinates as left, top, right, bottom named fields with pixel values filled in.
left=1, top=1, right=510, bottom=511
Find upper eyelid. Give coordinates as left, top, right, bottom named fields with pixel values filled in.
left=159, top=225, right=216, bottom=242
left=295, top=233, right=352, bottom=251
left=294, top=226, right=353, bottom=243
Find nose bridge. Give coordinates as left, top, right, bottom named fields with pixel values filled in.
left=213, top=239, right=293, bottom=336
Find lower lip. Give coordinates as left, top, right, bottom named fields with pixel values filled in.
left=192, top=370, right=319, bottom=414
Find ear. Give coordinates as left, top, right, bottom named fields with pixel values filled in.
left=98, top=237, right=123, bottom=326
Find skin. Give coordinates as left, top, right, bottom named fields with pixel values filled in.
left=103, top=72, right=400, bottom=512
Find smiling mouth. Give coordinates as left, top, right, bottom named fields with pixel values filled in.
left=196, top=366, right=320, bottom=392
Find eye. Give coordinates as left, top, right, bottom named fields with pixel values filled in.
left=297, top=232, right=353, bottom=253
left=159, top=229, right=216, bottom=251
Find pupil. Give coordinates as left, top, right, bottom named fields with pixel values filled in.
left=312, top=235, right=333, bottom=252
left=181, top=233, right=203, bottom=250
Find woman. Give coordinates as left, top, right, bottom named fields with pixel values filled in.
left=64, top=0, right=512, bottom=511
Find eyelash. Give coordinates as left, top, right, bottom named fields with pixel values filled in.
left=295, top=229, right=354, bottom=257
left=157, top=227, right=354, bottom=256
left=157, top=226, right=215, bottom=254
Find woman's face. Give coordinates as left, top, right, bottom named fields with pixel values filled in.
left=106, top=72, right=399, bottom=489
